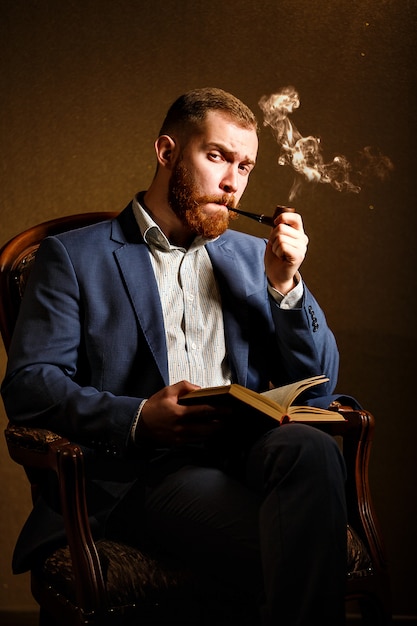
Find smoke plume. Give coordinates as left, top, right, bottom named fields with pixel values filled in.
left=258, top=86, right=393, bottom=202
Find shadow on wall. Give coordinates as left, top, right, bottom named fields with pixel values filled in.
left=335, top=328, right=417, bottom=615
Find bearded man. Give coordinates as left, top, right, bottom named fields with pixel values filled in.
left=2, top=87, right=347, bottom=625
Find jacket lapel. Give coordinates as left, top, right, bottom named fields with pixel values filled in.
left=111, top=206, right=169, bottom=385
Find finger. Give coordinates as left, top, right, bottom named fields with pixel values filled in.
left=272, top=223, right=308, bottom=247
left=274, top=212, right=302, bottom=230
left=175, top=380, right=202, bottom=396
left=271, top=235, right=307, bottom=265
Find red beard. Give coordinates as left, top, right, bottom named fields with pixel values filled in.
left=168, top=160, right=239, bottom=239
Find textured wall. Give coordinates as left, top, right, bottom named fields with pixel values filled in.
left=1, top=0, right=416, bottom=616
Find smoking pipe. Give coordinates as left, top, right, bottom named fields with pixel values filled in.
left=228, top=205, right=295, bottom=226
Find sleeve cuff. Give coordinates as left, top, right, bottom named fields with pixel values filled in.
left=267, top=272, right=303, bottom=309
left=130, top=399, right=148, bottom=445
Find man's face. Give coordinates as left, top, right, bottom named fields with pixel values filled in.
left=168, top=111, right=258, bottom=238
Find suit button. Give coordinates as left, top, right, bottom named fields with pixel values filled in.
left=308, top=306, right=319, bottom=332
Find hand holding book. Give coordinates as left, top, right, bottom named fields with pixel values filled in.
left=179, top=375, right=345, bottom=425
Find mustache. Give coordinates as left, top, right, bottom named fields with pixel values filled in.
left=192, top=194, right=238, bottom=210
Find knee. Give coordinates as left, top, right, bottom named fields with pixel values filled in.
left=260, top=424, right=346, bottom=484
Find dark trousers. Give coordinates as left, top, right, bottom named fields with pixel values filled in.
left=108, top=423, right=347, bottom=625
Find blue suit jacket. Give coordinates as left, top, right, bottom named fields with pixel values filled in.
left=2, top=203, right=340, bottom=572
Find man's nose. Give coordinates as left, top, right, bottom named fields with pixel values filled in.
left=220, top=165, right=238, bottom=194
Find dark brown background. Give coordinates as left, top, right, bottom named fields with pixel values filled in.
left=1, top=0, right=416, bottom=618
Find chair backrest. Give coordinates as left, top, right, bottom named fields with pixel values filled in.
left=0, top=212, right=119, bottom=353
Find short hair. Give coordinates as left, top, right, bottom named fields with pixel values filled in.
left=158, top=87, right=258, bottom=140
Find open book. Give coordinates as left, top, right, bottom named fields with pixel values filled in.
left=179, top=375, right=345, bottom=425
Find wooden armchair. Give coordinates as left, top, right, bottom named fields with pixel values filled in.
left=0, top=213, right=391, bottom=625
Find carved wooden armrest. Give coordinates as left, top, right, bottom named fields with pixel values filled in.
left=336, top=408, right=387, bottom=573
left=307, top=406, right=387, bottom=575
left=5, top=423, right=71, bottom=464
left=4, top=422, right=106, bottom=614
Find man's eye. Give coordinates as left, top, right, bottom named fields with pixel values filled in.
left=208, top=153, right=222, bottom=161
left=238, top=164, right=251, bottom=175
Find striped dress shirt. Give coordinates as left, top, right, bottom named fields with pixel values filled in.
left=133, top=196, right=232, bottom=387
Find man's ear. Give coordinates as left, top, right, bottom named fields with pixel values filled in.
left=155, top=135, right=178, bottom=170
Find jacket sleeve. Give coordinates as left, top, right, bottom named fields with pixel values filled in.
left=1, top=236, right=141, bottom=457
left=268, top=283, right=340, bottom=400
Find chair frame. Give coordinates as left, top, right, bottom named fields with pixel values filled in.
left=1, top=213, right=392, bottom=625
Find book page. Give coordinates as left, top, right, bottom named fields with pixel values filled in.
left=284, top=405, right=341, bottom=420
left=261, top=375, right=329, bottom=409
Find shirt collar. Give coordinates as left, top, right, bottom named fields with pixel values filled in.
left=132, top=193, right=217, bottom=252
